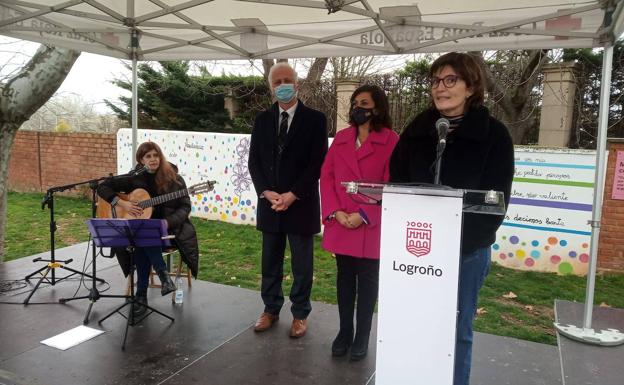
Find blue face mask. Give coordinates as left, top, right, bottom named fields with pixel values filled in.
left=274, top=84, right=297, bottom=103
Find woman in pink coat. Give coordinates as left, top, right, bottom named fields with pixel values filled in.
left=320, top=84, right=399, bottom=361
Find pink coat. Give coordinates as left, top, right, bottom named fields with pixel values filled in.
left=320, top=126, right=399, bottom=259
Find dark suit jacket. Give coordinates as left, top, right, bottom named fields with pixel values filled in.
left=248, top=100, right=328, bottom=235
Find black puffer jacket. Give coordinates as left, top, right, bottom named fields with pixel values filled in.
left=97, top=164, right=199, bottom=277
left=389, top=106, right=514, bottom=255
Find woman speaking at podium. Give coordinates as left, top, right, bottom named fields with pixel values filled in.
left=97, top=142, right=199, bottom=317
left=389, top=52, right=514, bottom=385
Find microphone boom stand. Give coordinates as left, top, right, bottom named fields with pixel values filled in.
left=434, top=139, right=446, bottom=186
left=23, top=180, right=107, bottom=305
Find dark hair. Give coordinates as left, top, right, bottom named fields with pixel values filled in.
left=429, top=52, right=486, bottom=109
left=348, top=84, right=392, bottom=131
left=135, top=141, right=181, bottom=193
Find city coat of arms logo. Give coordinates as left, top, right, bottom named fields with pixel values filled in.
left=406, top=221, right=432, bottom=257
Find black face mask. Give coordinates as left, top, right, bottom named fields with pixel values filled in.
left=351, top=107, right=374, bottom=126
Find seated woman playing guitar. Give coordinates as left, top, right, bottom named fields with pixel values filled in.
left=98, top=141, right=199, bottom=317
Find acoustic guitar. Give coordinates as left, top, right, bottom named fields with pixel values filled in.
left=96, top=181, right=216, bottom=219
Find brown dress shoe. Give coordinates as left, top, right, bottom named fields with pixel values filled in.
left=290, top=318, right=307, bottom=338
left=254, top=312, right=279, bottom=332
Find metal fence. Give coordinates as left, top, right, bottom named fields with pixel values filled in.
left=20, top=112, right=124, bottom=133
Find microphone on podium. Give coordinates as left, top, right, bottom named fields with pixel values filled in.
left=435, top=118, right=450, bottom=144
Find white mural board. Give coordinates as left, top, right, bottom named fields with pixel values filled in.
left=117, top=129, right=257, bottom=225
left=494, top=147, right=597, bottom=275
left=118, top=130, right=599, bottom=274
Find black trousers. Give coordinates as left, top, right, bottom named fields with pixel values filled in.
left=335, top=254, right=380, bottom=336
left=261, top=232, right=313, bottom=319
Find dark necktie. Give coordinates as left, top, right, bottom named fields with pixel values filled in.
left=278, top=111, right=288, bottom=155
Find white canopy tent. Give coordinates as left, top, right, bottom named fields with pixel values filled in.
left=1, top=0, right=623, bottom=344
left=0, top=1, right=619, bottom=59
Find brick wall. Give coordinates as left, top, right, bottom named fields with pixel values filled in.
left=598, top=139, right=624, bottom=272
left=8, top=131, right=117, bottom=196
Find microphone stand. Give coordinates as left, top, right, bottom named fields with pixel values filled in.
left=433, top=138, right=447, bottom=185
left=23, top=178, right=109, bottom=305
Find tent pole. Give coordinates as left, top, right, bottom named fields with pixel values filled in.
left=131, top=29, right=138, bottom=164
left=583, top=44, right=612, bottom=329
left=554, top=44, right=623, bottom=346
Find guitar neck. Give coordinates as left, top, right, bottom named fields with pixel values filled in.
left=138, top=189, right=189, bottom=209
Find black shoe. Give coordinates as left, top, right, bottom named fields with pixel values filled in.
left=132, top=295, right=148, bottom=319
left=350, top=332, right=370, bottom=361
left=332, top=329, right=353, bottom=357
left=156, top=270, right=176, bottom=296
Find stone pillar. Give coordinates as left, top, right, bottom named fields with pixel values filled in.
left=224, top=87, right=239, bottom=120
left=538, top=62, right=581, bottom=147
left=335, top=80, right=359, bottom=132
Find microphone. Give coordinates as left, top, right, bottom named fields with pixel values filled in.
left=435, top=118, right=450, bottom=144
left=131, top=165, right=150, bottom=176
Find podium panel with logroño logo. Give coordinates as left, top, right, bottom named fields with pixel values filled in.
left=341, top=182, right=506, bottom=385
left=376, top=186, right=463, bottom=385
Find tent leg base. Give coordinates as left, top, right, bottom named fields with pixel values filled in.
left=555, top=322, right=624, bottom=346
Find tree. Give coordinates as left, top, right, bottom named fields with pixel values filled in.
left=477, top=50, right=549, bottom=144
left=107, top=58, right=332, bottom=134
left=562, top=42, right=624, bottom=149
left=106, top=61, right=235, bottom=132
left=330, top=56, right=379, bottom=80
left=0, top=45, right=80, bottom=262
left=20, top=94, right=123, bottom=133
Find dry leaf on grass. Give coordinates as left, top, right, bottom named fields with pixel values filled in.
left=476, top=307, right=487, bottom=315
left=524, top=305, right=534, bottom=311
left=502, top=291, right=517, bottom=299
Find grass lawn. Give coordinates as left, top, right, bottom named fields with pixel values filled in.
left=4, top=192, right=93, bottom=261
left=5, top=192, right=624, bottom=345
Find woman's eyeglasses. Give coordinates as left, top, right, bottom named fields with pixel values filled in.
left=430, top=75, right=462, bottom=89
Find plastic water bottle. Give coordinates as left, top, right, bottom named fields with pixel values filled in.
left=174, top=276, right=184, bottom=304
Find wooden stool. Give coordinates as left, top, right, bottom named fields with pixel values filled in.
left=149, top=247, right=192, bottom=285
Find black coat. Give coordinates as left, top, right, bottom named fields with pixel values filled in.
left=248, top=100, right=328, bottom=235
left=389, top=106, right=514, bottom=254
left=97, top=164, right=199, bottom=277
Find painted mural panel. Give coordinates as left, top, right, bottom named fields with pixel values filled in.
left=117, top=129, right=257, bottom=225
left=118, top=130, right=598, bottom=275
left=493, top=147, right=596, bottom=275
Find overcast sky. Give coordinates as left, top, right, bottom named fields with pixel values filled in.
left=0, top=37, right=277, bottom=114
left=0, top=37, right=129, bottom=113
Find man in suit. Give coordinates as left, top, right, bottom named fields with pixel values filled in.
left=248, top=62, right=328, bottom=338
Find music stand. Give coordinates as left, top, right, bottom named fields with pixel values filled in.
left=87, top=218, right=174, bottom=350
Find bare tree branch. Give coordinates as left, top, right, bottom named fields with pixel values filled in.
left=0, top=44, right=79, bottom=261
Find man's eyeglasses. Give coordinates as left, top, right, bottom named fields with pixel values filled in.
left=430, top=75, right=462, bottom=89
